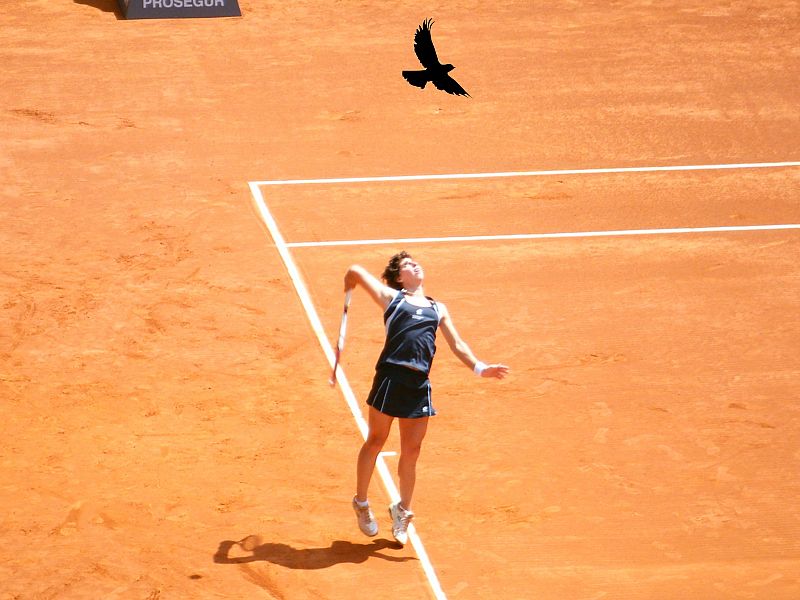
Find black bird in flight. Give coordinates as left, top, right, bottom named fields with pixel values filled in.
left=402, top=19, right=470, bottom=97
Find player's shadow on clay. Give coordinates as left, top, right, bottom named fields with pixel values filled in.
left=213, top=538, right=414, bottom=570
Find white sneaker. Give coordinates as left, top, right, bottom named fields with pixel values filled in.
left=352, top=496, right=378, bottom=537
left=389, top=502, right=414, bottom=546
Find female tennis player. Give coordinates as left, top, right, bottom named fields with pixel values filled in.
left=345, top=251, right=509, bottom=545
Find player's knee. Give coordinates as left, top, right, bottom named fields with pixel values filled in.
left=364, top=431, right=389, bottom=451
left=400, top=442, right=423, bottom=461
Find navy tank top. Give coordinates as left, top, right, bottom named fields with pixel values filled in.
left=376, top=290, right=441, bottom=375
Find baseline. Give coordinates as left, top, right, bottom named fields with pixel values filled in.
left=251, top=161, right=800, bottom=187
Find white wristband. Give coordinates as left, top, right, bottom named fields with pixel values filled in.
left=473, top=361, right=488, bottom=376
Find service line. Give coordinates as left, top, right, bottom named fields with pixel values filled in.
left=285, top=224, right=800, bottom=248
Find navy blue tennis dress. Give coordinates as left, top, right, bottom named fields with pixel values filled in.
left=366, top=290, right=441, bottom=418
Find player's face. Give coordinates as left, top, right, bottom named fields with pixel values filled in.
left=398, top=257, right=424, bottom=287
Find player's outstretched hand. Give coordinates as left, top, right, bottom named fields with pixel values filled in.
left=481, top=364, right=510, bottom=379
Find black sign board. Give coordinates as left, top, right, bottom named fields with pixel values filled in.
left=117, top=0, right=241, bottom=19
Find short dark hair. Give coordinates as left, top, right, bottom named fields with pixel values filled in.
left=382, top=251, right=412, bottom=290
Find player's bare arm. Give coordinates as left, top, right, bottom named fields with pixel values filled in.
left=344, top=265, right=396, bottom=309
left=438, top=302, right=510, bottom=379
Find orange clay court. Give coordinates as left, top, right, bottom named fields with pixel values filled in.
left=1, top=2, right=799, bottom=599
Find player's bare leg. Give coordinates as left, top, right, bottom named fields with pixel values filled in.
left=356, top=406, right=394, bottom=502
left=397, top=416, right=429, bottom=511
left=386, top=416, right=428, bottom=545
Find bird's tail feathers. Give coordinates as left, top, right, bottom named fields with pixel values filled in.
left=402, top=70, right=429, bottom=89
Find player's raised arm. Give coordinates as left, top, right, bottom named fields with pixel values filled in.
left=438, top=302, right=509, bottom=379
left=344, top=265, right=396, bottom=309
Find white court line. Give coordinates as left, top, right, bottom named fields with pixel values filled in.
left=249, top=160, right=799, bottom=600
left=251, top=160, right=800, bottom=186
left=286, top=224, right=800, bottom=248
left=249, top=182, right=449, bottom=600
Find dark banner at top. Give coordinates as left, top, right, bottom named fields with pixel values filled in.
left=117, top=0, right=241, bottom=19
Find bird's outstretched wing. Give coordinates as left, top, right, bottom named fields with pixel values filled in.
left=433, top=74, right=470, bottom=97
left=413, top=19, right=440, bottom=68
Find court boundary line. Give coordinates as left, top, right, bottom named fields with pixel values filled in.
left=251, top=160, right=800, bottom=186
left=248, top=182, right=449, bottom=600
left=248, top=160, right=800, bottom=600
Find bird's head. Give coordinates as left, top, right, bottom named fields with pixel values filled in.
left=443, top=63, right=455, bottom=73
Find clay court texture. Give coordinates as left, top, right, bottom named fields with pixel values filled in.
left=2, top=2, right=799, bottom=599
